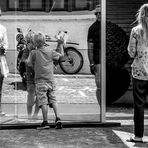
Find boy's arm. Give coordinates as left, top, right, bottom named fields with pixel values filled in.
left=53, top=40, right=64, bottom=61
left=55, top=40, right=64, bottom=56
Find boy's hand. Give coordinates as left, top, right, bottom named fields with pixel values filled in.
left=57, top=38, right=64, bottom=44
left=55, top=31, right=68, bottom=44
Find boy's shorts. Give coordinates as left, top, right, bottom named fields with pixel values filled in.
left=35, top=81, right=56, bottom=108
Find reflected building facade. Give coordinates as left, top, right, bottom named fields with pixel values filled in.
left=0, top=0, right=99, bottom=12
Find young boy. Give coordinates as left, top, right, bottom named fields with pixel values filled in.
left=27, top=32, right=64, bottom=129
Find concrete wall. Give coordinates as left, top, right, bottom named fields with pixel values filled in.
left=0, top=14, right=95, bottom=74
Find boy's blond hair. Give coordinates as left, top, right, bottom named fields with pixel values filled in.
left=34, top=32, right=45, bottom=48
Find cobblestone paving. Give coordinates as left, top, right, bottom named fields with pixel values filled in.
left=2, top=74, right=97, bottom=104
left=0, top=128, right=126, bottom=148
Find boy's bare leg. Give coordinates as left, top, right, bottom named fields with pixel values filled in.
left=52, top=103, right=60, bottom=118
left=32, top=99, right=40, bottom=119
left=52, top=103, right=62, bottom=129
left=32, top=104, right=40, bottom=118
left=37, top=104, right=49, bottom=129
left=41, top=104, right=48, bottom=122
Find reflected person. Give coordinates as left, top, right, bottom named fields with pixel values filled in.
left=21, top=30, right=40, bottom=119
left=87, top=5, right=101, bottom=105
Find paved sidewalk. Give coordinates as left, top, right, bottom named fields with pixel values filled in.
left=0, top=74, right=148, bottom=148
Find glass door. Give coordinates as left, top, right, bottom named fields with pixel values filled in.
left=0, top=0, right=107, bottom=126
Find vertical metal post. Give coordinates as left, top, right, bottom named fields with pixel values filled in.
left=14, top=0, right=18, bottom=119
left=100, top=0, right=106, bottom=122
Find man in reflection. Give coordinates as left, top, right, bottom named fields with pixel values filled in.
left=87, top=5, right=101, bottom=105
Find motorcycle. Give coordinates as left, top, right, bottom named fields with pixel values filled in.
left=16, top=28, right=27, bottom=84
left=16, top=28, right=84, bottom=84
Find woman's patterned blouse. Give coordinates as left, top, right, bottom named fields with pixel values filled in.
left=128, top=25, right=148, bottom=80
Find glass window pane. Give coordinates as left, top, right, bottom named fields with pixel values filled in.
left=30, top=0, right=42, bottom=9
left=54, top=0, right=65, bottom=9
left=75, top=0, right=87, bottom=8
left=9, top=0, right=19, bottom=9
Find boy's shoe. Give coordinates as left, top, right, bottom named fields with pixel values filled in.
left=55, top=117, right=63, bottom=129
left=37, top=121, right=50, bottom=130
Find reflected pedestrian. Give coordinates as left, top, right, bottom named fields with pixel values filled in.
left=0, top=23, right=8, bottom=116
left=87, top=4, right=101, bottom=105
left=21, top=30, right=40, bottom=119
left=127, top=3, right=148, bottom=143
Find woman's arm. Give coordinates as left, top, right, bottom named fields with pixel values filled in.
left=127, top=28, right=138, bottom=58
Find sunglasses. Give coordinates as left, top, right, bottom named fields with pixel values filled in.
left=95, top=12, right=101, bottom=16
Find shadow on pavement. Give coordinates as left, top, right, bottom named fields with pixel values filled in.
left=9, top=81, right=26, bottom=91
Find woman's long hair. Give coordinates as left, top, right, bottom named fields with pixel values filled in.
left=136, top=4, right=148, bottom=45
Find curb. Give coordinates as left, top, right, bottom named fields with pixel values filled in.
left=55, top=74, right=94, bottom=79
left=7, top=73, right=94, bottom=79
left=0, top=121, right=121, bottom=130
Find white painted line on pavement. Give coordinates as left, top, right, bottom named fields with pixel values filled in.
left=106, top=113, right=133, bottom=117
left=113, top=130, right=148, bottom=148
left=62, top=78, right=69, bottom=81
left=58, top=86, right=64, bottom=91
left=108, top=120, right=134, bottom=125
left=78, top=91, right=87, bottom=97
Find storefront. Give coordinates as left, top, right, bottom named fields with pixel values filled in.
left=0, top=0, right=116, bottom=127
left=0, top=0, right=99, bottom=12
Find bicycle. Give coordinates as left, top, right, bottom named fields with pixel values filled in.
left=16, top=28, right=84, bottom=83
left=45, top=32, right=83, bottom=74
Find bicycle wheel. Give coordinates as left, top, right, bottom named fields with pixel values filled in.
left=59, top=47, right=83, bottom=74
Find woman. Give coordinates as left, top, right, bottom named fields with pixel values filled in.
left=128, top=3, right=148, bottom=143
left=0, top=23, right=8, bottom=116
